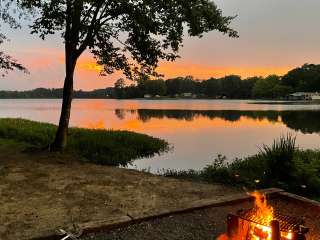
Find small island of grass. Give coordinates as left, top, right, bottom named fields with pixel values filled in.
left=0, top=118, right=169, bottom=166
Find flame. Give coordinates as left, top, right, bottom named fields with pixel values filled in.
left=216, top=234, right=230, bottom=240
left=249, top=192, right=293, bottom=240
left=251, top=191, right=274, bottom=223
left=216, top=191, right=293, bottom=240
left=249, top=192, right=273, bottom=240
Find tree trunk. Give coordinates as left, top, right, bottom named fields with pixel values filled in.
left=50, top=55, right=77, bottom=151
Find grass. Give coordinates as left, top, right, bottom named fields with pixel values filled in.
left=0, top=118, right=169, bottom=166
left=163, top=135, right=320, bottom=199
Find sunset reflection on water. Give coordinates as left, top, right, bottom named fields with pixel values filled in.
left=1, top=99, right=320, bottom=171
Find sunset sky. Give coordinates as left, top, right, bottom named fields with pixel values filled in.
left=1, top=0, right=320, bottom=90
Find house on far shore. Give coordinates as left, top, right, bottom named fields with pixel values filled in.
left=288, top=92, right=320, bottom=101
left=182, top=92, right=193, bottom=98
left=144, top=94, right=152, bottom=98
left=311, top=93, right=320, bottom=100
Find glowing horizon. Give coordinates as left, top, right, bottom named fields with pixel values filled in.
left=1, top=0, right=320, bottom=90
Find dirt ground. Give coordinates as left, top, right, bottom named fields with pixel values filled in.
left=0, top=141, right=239, bottom=240
left=82, top=198, right=320, bottom=240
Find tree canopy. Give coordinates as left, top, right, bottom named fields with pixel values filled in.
left=20, top=0, right=238, bottom=78
left=0, top=0, right=28, bottom=76
left=17, top=0, right=238, bottom=149
left=282, top=64, right=320, bottom=92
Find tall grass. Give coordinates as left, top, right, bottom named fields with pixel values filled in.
left=163, top=135, right=320, bottom=199
left=260, top=134, right=296, bottom=186
left=0, top=118, right=169, bottom=166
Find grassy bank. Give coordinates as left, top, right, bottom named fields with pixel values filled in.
left=163, top=135, right=320, bottom=199
left=0, top=118, right=169, bottom=166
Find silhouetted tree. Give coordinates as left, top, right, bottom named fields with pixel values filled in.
left=114, top=78, right=125, bottom=89
left=144, top=79, right=166, bottom=96
left=252, top=75, right=279, bottom=98
left=253, top=75, right=291, bottom=99
left=114, top=78, right=126, bottom=98
left=282, top=64, right=320, bottom=92
left=201, top=78, right=221, bottom=97
left=166, top=76, right=198, bottom=95
left=220, top=75, right=241, bottom=98
left=20, top=0, right=238, bottom=150
left=238, top=77, right=259, bottom=99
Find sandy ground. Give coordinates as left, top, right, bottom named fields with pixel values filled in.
left=82, top=198, right=320, bottom=240
left=0, top=141, right=239, bottom=240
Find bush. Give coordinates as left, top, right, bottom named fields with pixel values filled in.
left=0, top=118, right=169, bottom=166
left=259, top=134, right=296, bottom=186
left=163, top=135, right=320, bottom=199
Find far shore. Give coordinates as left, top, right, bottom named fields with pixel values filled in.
left=1, top=97, right=320, bottom=103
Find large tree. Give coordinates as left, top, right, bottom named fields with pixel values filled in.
left=0, top=0, right=28, bottom=76
left=282, top=64, right=320, bottom=92
left=20, top=0, right=238, bottom=150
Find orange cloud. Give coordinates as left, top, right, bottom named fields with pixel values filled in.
left=16, top=47, right=295, bottom=91
left=36, top=48, right=293, bottom=81
left=158, top=62, right=292, bottom=79
left=77, top=58, right=103, bottom=73
left=75, top=53, right=293, bottom=80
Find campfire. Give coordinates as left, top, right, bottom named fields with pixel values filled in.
left=220, top=192, right=309, bottom=240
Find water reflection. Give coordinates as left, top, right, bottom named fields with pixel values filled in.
left=1, top=99, right=320, bottom=171
left=114, top=109, right=320, bottom=134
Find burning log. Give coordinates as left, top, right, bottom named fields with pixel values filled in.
left=270, top=220, right=280, bottom=240
left=227, top=214, right=238, bottom=238
left=224, top=192, right=309, bottom=240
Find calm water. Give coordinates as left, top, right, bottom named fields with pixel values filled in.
left=1, top=99, right=320, bottom=172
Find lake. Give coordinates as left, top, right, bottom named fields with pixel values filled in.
left=1, top=99, right=320, bottom=172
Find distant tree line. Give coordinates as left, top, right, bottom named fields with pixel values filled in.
left=113, top=64, right=320, bottom=99
left=0, top=88, right=114, bottom=99
left=1, top=64, right=319, bottom=99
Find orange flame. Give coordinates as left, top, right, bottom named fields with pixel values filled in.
left=216, top=234, right=229, bottom=240
left=216, top=191, right=292, bottom=240
left=251, top=191, right=274, bottom=222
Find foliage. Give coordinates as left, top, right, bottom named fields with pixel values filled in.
left=17, top=0, right=238, bottom=149
left=166, top=76, right=198, bottom=95
left=114, top=78, right=125, bottom=89
left=219, top=75, right=241, bottom=98
left=252, top=75, right=292, bottom=99
left=259, top=134, right=296, bottom=186
left=0, top=118, right=169, bottom=166
left=109, top=63, right=320, bottom=99
left=0, top=87, right=114, bottom=98
left=163, top=135, right=320, bottom=199
left=282, top=64, right=320, bottom=92
left=143, top=79, right=167, bottom=96
left=0, top=51, right=28, bottom=76
left=114, top=78, right=126, bottom=98
left=201, top=78, right=221, bottom=97
left=20, top=0, right=238, bottom=79
left=1, top=63, right=320, bottom=99
left=0, top=0, right=28, bottom=76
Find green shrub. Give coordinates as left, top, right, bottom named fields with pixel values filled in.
left=291, top=150, right=320, bottom=196
left=260, top=134, right=296, bottom=185
left=163, top=135, right=320, bottom=199
left=0, top=118, right=169, bottom=166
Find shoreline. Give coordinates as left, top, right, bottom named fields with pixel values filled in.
left=0, top=139, right=239, bottom=240
left=0, top=97, right=319, bottom=105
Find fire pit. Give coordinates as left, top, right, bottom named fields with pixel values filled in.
left=225, top=192, right=309, bottom=240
